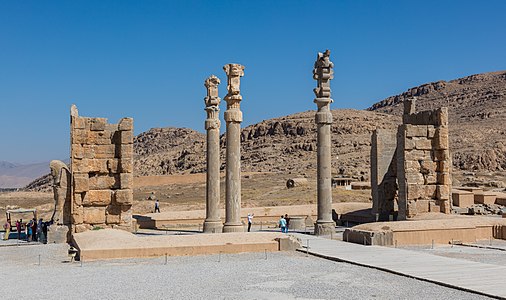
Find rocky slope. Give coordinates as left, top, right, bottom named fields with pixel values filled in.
left=368, top=71, right=506, bottom=171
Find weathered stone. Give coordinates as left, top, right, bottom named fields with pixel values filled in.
left=405, top=150, right=431, bottom=161
left=434, top=149, right=450, bottom=161
left=119, top=144, right=133, bottom=158
left=437, top=172, right=451, bottom=185
left=115, top=189, right=133, bottom=205
left=436, top=185, right=450, bottom=200
left=405, top=125, right=427, bottom=137
left=118, top=118, right=133, bottom=131
left=434, top=127, right=449, bottom=150
left=106, top=205, right=121, bottom=224
left=93, top=144, right=116, bottom=159
left=87, top=130, right=112, bottom=145
left=72, top=206, right=84, bottom=224
left=88, top=175, right=119, bottom=190
left=120, top=130, right=133, bottom=144
left=415, top=199, right=430, bottom=213
left=82, top=190, right=112, bottom=206
left=83, top=206, right=106, bottom=224
left=107, top=159, right=120, bottom=173
left=74, top=224, right=92, bottom=233
left=119, top=158, right=133, bottom=173
left=120, top=173, right=133, bottom=189
left=73, top=173, right=89, bottom=193
left=90, top=118, right=107, bottom=131
left=72, top=144, right=84, bottom=159
left=427, top=126, right=435, bottom=138
left=415, top=138, right=432, bottom=150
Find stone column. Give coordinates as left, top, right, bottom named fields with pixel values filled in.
left=313, top=50, right=336, bottom=235
left=222, top=64, right=245, bottom=233
left=203, top=75, right=223, bottom=233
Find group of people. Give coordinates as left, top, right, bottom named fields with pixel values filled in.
left=2, top=218, right=52, bottom=244
left=246, top=213, right=291, bottom=233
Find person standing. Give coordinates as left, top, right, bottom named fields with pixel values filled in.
left=3, top=219, right=10, bottom=240
left=41, top=221, right=49, bottom=244
left=278, top=215, right=287, bottom=233
left=247, top=213, right=254, bottom=232
left=16, top=219, right=21, bottom=240
left=31, top=218, right=37, bottom=242
left=154, top=199, right=160, bottom=213
left=26, top=220, right=32, bottom=242
left=37, top=219, right=43, bottom=243
left=284, top=214, right=290, bottom=233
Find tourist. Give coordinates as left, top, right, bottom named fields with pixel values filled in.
left=37, top=218, right=43, bottom=243
left=3, top=219, right=10, bottom=240
left=26, top=219, right=33, bottom=241
left=154, top=199, right=160, bottom=213
left=278, top=215, right=287, bottom=233
left=285, top=214, right=290, bottom=233
left=247, top=213, right=254, bottom=232
left=41, top=221, right=50, bottom=244
left=31, top=218, right=37, bottom=242
left=16, top=219, right=21, bottom=240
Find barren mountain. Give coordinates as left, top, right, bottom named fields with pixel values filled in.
left=368, top=71, right=506, bottom=171
left=133, top=110, right=399, bottom=178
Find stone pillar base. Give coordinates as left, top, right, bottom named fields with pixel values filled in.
left=222, top=223, right=244, bottom=233
left=203, top=221, right=223, bottom=233
left=314, top=221, right=335, bottom=236
left=47, top=225, right=70, bottom=244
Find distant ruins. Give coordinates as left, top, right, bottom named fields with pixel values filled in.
left=371, top=97, right=452, bottom=220
left=69, top=105, right=134, bottom=234
left=313, top=50, right=336, bottom=235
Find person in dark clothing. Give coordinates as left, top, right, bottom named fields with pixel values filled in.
left=41, top=221, right=49, bottom=244
left=31, top=218, right=38, bottom=242
left=16, top=219, right=21, bottom=240
left=284, top=214, right=290, bottom=233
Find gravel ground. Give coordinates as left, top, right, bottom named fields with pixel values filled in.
left=0, top=243, right=493, bottom=300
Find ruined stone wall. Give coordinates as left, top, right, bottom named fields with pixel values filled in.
left=397, top=105, right=451, bottom=220
left=371, top=129, right=398, bottom=221
left=70, top=105, right=134, bottom=234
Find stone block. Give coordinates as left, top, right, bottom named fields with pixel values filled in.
left=88, top=175, right=119, bottom=190
left=87, top=131, right=113, bottom=145
left=121, top=209, right=133, bottom=224
left=437, top=161, right=450, bottom=173
left=93, top=144, right=116, bottom=159
left=87, top=159, right=109, bottom=174
left=72, top=144, right=84, bottom=159
left=434, top=127, right=449, bottom=150
left=115, top=189, right=133, bottom=205
left=406, top=173, right=425, bottom=185
left=107, top=159, right=120, bottom=173
left=427, top=126, right=435, bottom=138
left=72, top=206, right=84, bottom=224
left=83, top=206, right=106, bottom=224
left=90, top=118, right=107, bottom=131
left=415, top=199, right=430, bottom=213
left=120, top=130, right=133, bottom=144
left=120, top=173, right=133, bottom=189
left=474, top=193, right=497, bottom=205
left=82, top=190, right=112, bottom=206
left=438, top=200, right=450, bottom=214
left=403, top=138, right=416, bottom=150
left=406, top=125, right=427, bottom=137
left=106, top=205, right=121, bottom=224
left=452, top=190, right=474, bottom=208
left=73, top=192, right=84, bottom=206
left=119, top=118, right=134, bottom=131
left=415, top=138, right=432, bottom=150
left=119, top=158, right=133, bottom=173
left=405, top=160, right=420, bottom=170
left=406, top=200, right=417, bottom=217
left=74, top=224, right=92, bottom=233
left=437, top=172, right=451, bottom=185
left=424, top=174, right=437, bottom=185
left=436, top=108, right=448, bottom=126
left=72, top=159, right=88, bottom=173
left=119, top=144, right=133, bottom=158
left=429, top=201, right=440, bottom=212
left=407, top=184, right=436, bottom=200
left=405, top=150, right=431, bottom=161
left=72, top=129, right=88, bottom=144
left=73, top=117, right=87, bottom=129
left=420, top=161, right=437, bottom=173
left=106, top=124, right=119, bottom=132
left=73, top=173, right=89, bottom=193
left=436, top=185, right=450, bottom=200
left=434, top=150, right=450, bottom=161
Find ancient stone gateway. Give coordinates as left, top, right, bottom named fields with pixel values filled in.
left=371, top=97, right=452, bottom=220
left=203, top=75, right=223, bottom=233
left=313, top=50, right=336, bottom=235
left=222, top=63, right=245, bottom=233
left=69, top=105, right=134, bottom=235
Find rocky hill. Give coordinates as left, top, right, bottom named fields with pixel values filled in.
left=368, top=71, right=506, bottom=171
left=133, top=110, right=399, bottom=178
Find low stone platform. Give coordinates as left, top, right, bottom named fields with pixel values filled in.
left=134, top=203, right=371, bottom=229
left=344, top=216, right=506, bottom=246
left=73, top=229, right=300, bottom=260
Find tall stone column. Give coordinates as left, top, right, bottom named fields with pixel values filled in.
left=203, top=75, right=223, bottom=233
left=222, top=63, right=245, bottom=233
left=313, top=50, right=336, bottom=235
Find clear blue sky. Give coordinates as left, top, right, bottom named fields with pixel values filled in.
left=1, top=1, right=505, bottom=163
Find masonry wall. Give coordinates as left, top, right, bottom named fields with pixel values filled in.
left=70, top=106, right=134, bottom=234
left=371, top=129, right=398, bottom=221
left=397, top=107, right=451, bottom=220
